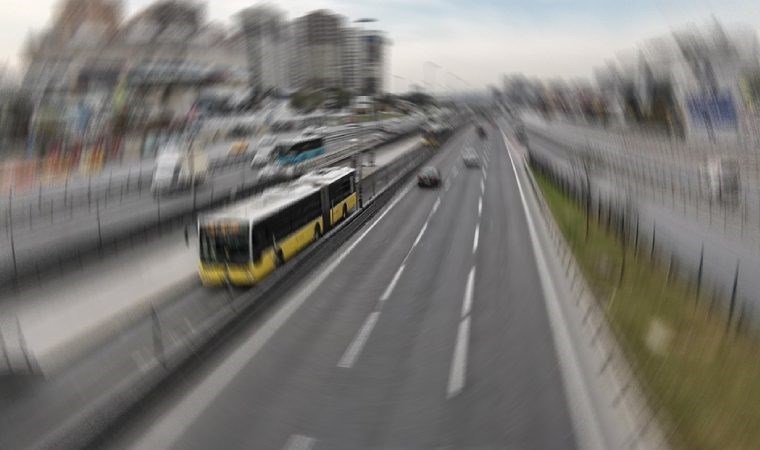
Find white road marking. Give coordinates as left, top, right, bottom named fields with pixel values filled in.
left=472, top=224, right=480, bottom=253
left=483, top=169, right=488, bottom=181
left=283, top=434, right=315, bottom=450
left=480, top=180, right=485, bottom=193
left=478, top=197, right=482, bottom=217
left=380, top=264, right=405, bottom=303
left=444, top=179, right=451, bottom=191
left=338, top=311, right=380, bottom=368
left=131, top=179, right=414, bottom=450
left=461, top=267, right=476, bottom=318
left=502, top=130, right=607, bottom=450
left=430, top=197, right=441, bottom=216
left=447, top=316, right=471, bottom=398
left=412, top=222, right=428, bottom=248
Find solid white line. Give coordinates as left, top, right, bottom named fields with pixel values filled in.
left=380, top=264, right=405, bottom=302
left=337, top=311, right=380, bottom=368
left=131, top=178, right=413, bottom=450
left=430, top=197, right=441, bottom=215
left=472, top=225, right=480, bottom=253
left=412, top=222, right=428, bottom=248
left=478, top=197, right=482, bottom=216
left=283, top=434, right=315, bottom=450
left=480, top=180, right=484, bottom=193
left=446, top=316, right=471, bottom=398
left=461, top=267, right=475, bottom=317
left=483, top=169, right=488, bottom=181
left=501, top=130, right=607, bottom=450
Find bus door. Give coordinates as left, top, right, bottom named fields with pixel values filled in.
left=319, top=186, right=332, bottom=232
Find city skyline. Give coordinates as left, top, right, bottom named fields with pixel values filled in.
left=3, top=0, right=760, bottom=90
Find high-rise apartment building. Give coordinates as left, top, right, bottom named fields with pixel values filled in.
left=238, top=5, right=291, bottom=95
left=290, top=10, right=345, bottom=90
left=240, top=7, right=389, bottom=94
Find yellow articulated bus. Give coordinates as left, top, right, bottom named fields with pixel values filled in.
left=198, top=167, right=358, bottom=286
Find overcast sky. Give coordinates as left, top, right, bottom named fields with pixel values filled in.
left=3, top=0, right=760, bottom=90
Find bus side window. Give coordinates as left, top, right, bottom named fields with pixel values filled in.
left=251, top=225, right=265, bottom=261
left=330, top=175, right=352, bottom=203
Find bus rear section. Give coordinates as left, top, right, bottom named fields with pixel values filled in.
left=300, top=167, right=359, bottom=228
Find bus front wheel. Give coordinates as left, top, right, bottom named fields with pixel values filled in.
left=315, top=225, right=322, bottom=240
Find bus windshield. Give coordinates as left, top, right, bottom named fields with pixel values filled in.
left=199, top=224, right=250, bottom=264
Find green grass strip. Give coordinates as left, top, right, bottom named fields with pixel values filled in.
left=534, top=169, right=760, bottom=450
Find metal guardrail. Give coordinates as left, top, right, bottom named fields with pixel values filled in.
left=526, top=123, right=760, bottom=249
left=527, top=138, right=759, bottom=326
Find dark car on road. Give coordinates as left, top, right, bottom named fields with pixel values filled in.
left=462, top=149, right=480, bottom=168
left=417, top=166, right=441, bottom=187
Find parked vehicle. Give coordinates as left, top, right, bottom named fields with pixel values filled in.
left=151, top=143, right=208, bottom=194
left=250, top=135, right=279, bottom=168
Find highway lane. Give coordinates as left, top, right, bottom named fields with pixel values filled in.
left=110, top=124, right=577, bottom=449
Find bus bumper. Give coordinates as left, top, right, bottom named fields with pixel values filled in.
left=199, top=265, right=257, bottom=287
left=199, top=266, right=227, bottom=287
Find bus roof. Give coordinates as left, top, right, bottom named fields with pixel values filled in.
left=200, top=181, right=320, bottom=226
left=199, top=167, right=354, bottom=226
left=298, top=166, right=355, bottom=186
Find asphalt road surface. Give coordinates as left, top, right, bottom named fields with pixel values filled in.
left=109, top=124, right=578, bottom=449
